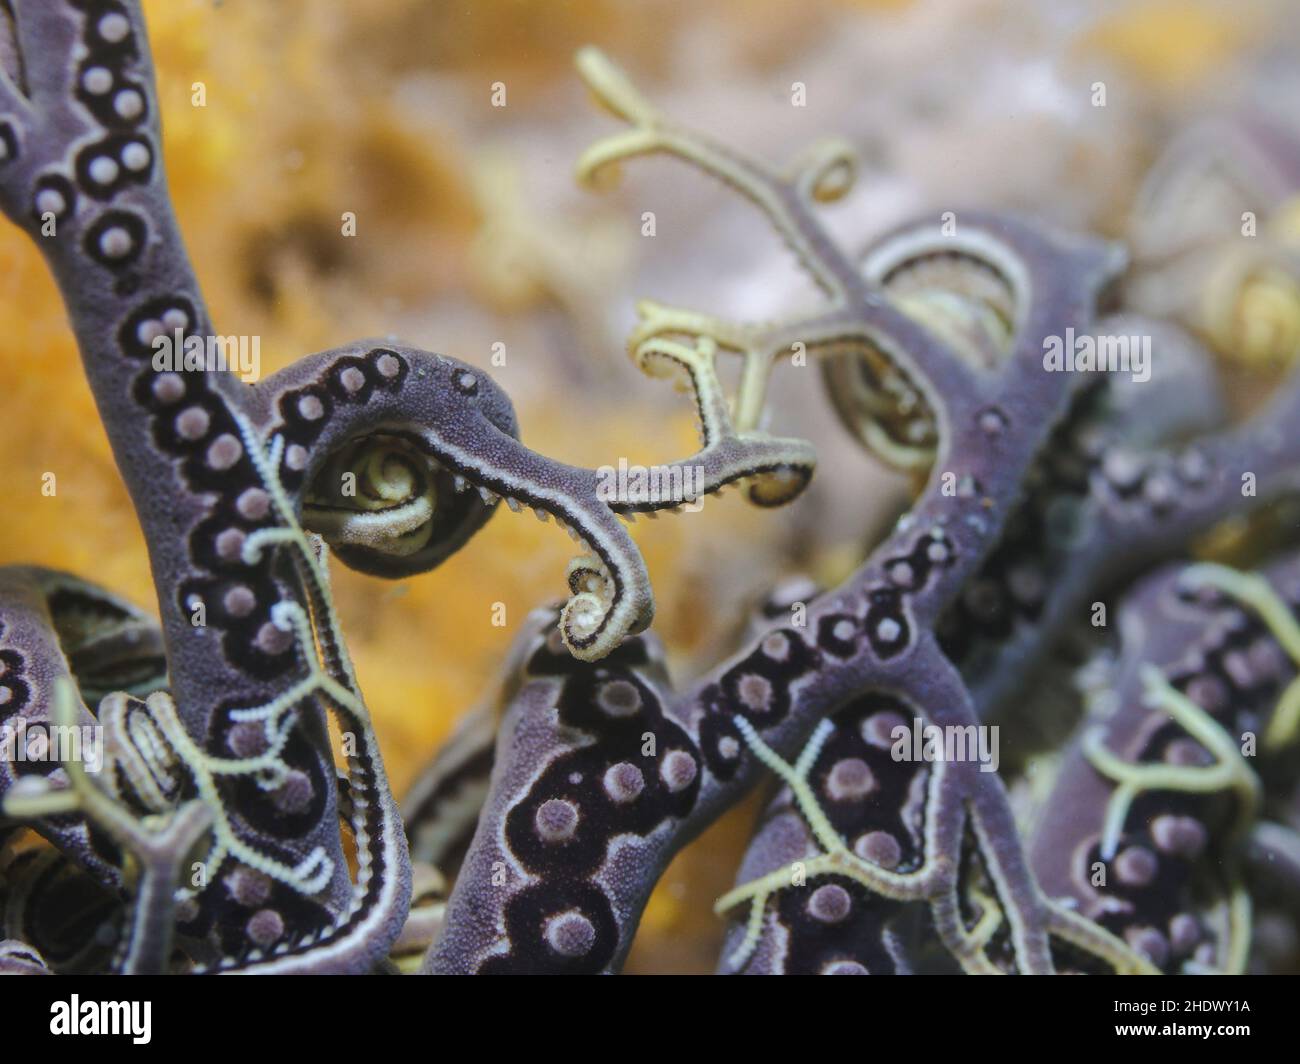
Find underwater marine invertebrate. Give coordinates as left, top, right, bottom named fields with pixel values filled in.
left=0, top=2, right=803, bottom=973
left=0, top=2, right=1297, bottom=983
left=423, top=52, right=1300, bottom=975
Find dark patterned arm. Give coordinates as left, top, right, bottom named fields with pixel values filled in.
left=425, top=53, right=1126, bottom=974
left=0, top=13, right=813, bottom=973
left=1028, top=555, right=1300, bottom=973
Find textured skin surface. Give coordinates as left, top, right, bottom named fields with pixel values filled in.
left=1028, top=557, right=1300, bottom=973
left=429, top=610, right=696, bottom=972
left=717, top=691, right=933, bottom=974
left=715, top=334, right=1229, bottom=973
left=719, top=554, right=1300, bottom=974
left=940, top=314, right=1227, bottom=713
